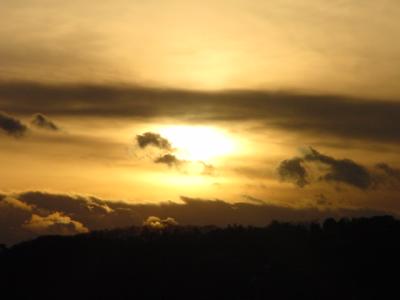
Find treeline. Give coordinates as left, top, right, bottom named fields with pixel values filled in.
left=1, top=216, right=400, bottom=299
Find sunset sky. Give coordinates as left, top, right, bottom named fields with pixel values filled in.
left=1, top=0, right=400, bottom=244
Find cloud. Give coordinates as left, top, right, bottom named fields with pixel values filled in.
left=278, top=147, right=389, bottom=190
left=175, top=196, right=387, bottom=226
left=19, top=191, right=113, bottom=214
left=143, top=216, right=178, bottom=229
left=23, top=212, right=88, bottom=235
left=0, top=190, right=390, bottom=245
left=278, top=157, right=309, bottom=187
left=0, top=111, right=27, bottom=137
left=136, top=132, right=172, bottom=150
left=2, top=197, right=33, bottom=212
left=18, top=191, right=114, bottom=228
left=154, top=154, right=184, bottom=167
left=0, top=197, right=37, bottom=245
left=374, top=163, right=400, bottom=188
left=1, top=82, right=400, bottom=143
left=376, top=163, right=400, bottom=181
left=304, top=148, right=372, bottom=189
left=0, top=191, right=116, bottom=245
left=31, top=113, right=59, bottom=131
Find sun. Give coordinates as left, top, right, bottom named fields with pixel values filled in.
left=158, top=125, right=235, bottom=162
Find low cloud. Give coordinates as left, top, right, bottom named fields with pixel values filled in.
left=143, top=216, right=178, bottom=229
left=0, top=197, right=37, bottom=245
left=23, top=212, right=88, bottom=235
left=0, top=191, right=390, bottom=245
left=0, top=111, right=27, bottom=137
left=31, top=113, right=59, bottom=131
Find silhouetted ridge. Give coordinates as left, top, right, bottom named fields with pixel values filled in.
left=1, top=216, right=399, bottom=300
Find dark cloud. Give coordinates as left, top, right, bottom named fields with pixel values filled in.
left=374, top=163, right=400, bottom=188
left=277, top=148, right=393, bottom=190
left=304, top=148, right=372, bottom=189
left=0, top=196, right=88, bottom=245
left=0, top=111, right=27, bottom=137
left=0, top=191, right=390, bottom=245
left=18, top=191, right=113, bottom=228
left=31, top=113, right=59, bottom=131
left=1, top=82, right=400, bottom=143
left=241, top=195, right=266, bottom=205
left=174, top=196, right=387, bottom=226
left=376, top=163, right=400, bottom=181
left=0, top=197, right=34, bottom=245
left=136, top=132, right=172, bottom=150
left=277, top=157, right=308, bottom=187
left=154, top=154, right=184, bottom=167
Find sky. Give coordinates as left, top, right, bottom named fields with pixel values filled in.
left=1, top=0, right=400, bottom=244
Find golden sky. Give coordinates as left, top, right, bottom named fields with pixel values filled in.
left=1, top=0, right=400, bottom=97
left=1, top=0, right=400, bottom=244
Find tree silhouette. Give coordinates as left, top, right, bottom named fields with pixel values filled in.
left=1, top=216, right=399, bottom=299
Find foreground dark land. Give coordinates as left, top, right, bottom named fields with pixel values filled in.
left=1, top=216, right=399, bottom=299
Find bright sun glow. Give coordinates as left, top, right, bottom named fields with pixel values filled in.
left=158, top=125, right=235, bottom=161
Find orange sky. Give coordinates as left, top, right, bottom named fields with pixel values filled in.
left=1, top=1, right=400, bottom=243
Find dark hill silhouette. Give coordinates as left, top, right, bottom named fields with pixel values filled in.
left=1, top=216, right=400, bottom=299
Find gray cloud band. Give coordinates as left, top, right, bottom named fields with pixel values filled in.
left=0, top=191, right=389, bottom=246
left=0, top=82, right=400, bottom=143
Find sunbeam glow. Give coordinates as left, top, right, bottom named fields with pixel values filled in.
left=158, top=125, right=235, bottom=161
